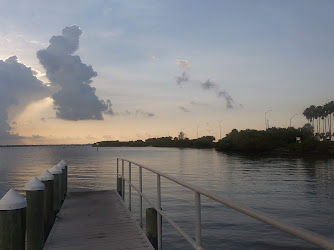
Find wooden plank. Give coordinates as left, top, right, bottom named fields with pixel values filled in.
left=44, top=190, right=154, bottom=250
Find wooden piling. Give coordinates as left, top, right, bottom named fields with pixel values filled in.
left=39, top=170, right=55, bottom=241
left=49, top=165, right=62, bottom=215
left=57, top=162, right=66, bottom=203
left=146, top=207, right=158, bottom=249
left=60, top=160, right=68, bottom=196
left=0, top=189, right=27, bottom=250
left=25, top=177, right=45, bottom=250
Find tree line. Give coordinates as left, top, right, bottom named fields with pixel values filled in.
left=94, top=135, right=216, bottom=149
left=302, top=101, right=334, bottom=140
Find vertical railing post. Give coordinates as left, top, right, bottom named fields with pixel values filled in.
left=195, top=192, right=202, bottom=249
left=157, top=174, right=162, bottom=250
left=128, top=162, right=131, bottom=211
left=117, top=158, right=119, bottom=177
left=139, top=166, right=143, bottom=227
left=122, top=160, right=125, bottom=200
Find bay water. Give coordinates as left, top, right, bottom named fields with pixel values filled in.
left=0, top=145, right=333, bottom=249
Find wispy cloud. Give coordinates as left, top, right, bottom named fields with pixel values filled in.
left=200, top=79, right=236, bottom=109
left=175, top=58, right=190, bottom=87
left=201, top=79, right=218, bottom=90
left=190, top=101, right=209, bottom=106
left=175, top=59, right=190, bottom=69
left=178, top=106, right=190, bottom=112
left=176, top=71, right=189, bottom=87
left=110, top=109, right=155, bottom=118
left=217, top=90, right=234, bottom=109
left=32, top=134, right=45, bottom=139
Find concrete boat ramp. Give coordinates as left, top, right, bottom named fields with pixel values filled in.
left=43, top=190, right=154, bottom=250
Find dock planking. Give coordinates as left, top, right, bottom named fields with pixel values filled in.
left=43, top=190, right=154, bottom=250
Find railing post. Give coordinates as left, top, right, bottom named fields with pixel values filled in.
left=39, top=170, right=54, bottom=242
left=116, top=159, right=123, bottom=196
left=139, top=166, right=143, bottom=227
left=122, top=159, right=125, bottom=200
left=157, top=174, right=162, bottom=250
left=25, top=177, right=45, bottom=250
left=128, top=162, right=131, bottom=211
left=146, top=207, right=158, bottom=249
left=0, top=189, right=27, bottom=250
left=117, top=158, right=119, bottom=176
left=195, top=192, right=202, bottom=249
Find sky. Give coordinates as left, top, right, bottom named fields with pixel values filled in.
left=0, top=0, right=334, bottom=145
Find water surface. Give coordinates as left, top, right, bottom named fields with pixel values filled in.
left=0, top=146, right=333, bottom=249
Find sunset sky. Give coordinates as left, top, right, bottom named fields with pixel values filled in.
left=1, top=0, right=334, bottom=145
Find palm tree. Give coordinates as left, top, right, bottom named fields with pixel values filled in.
left=328, top=101, right=334, bottom=140
left=324, top=102, right=330, bottom=139
left=315, top=105, right=323, bottom=135
left=309, top=105, right=316, bottom=131
left=303, top=102, right=334, bottom=140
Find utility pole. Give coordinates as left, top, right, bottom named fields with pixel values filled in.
left=265, top=110, right=272, bottom=130
left=218, top=120, right=223, bottom=140
left=290, top=114, right=298, bottom=127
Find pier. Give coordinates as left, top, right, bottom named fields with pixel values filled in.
left=0, top=160, right=155, bottom=250
left=44, top=190, right=153, bottom=250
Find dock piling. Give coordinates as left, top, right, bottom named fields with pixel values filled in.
left=60, top=160, right=68, bottom=196
left=0, top=189, right=27, bottom=250
left=57, top=162, right=66, bottom=204
left=25, top=176, right=45, bottom=250
left=146, top=207, right=158, bottom=249
left=49, top=165, right=62, bottom=215
left=39, top=170, right=55, bottom=241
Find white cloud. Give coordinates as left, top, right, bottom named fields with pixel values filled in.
left=175, top=59, right=190, bottom=69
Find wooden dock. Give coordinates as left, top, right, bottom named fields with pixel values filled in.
left=43, top=190, right=154, bottom=250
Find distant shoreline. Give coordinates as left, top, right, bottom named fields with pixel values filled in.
left=0, top=144, right=92, bottom=147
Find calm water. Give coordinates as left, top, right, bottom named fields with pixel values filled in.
left=0, top=145, right=333, bottom=249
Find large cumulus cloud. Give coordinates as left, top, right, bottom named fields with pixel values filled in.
left=37, top=25, right=112, bottom=120
left=0, top=56, right=49, bottom=142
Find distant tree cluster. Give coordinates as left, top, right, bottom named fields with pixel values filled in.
left=94, top=140, right=147, bottom=147
left=303, top=101, right=334, bottom=140
left=215, top=127, right=329, bottom=154
left=146, top=135, right=216, bottom=148
left=93, top=135, right=216, bottom=149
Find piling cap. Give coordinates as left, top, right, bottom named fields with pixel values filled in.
left=57, top=162, right=65, bottom=170
left=49, top=165, right=62, bottom=174
left=0, top=189, right=27, bottom=210
left=61, top=160, right=67, bottom=167
left=39, top=170, right=54, bottom=181
left=24, top=177, right=45, bottom=191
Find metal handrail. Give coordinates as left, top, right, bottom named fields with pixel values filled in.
left=117, top=158, right=334, bottom=250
